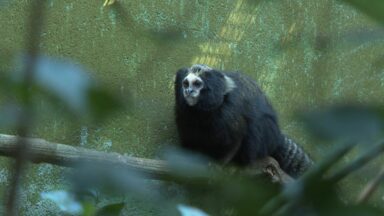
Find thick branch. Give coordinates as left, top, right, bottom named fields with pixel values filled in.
left=0, top=134, right=292, bottom=184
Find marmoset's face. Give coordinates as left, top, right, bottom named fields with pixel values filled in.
left=182, top=72, right=204, bottom=106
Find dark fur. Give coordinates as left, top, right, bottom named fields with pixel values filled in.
left=175, top=67, right=312, bottom=178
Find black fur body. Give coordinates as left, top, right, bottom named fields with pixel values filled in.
left=175, top=66, right=312, bottom=178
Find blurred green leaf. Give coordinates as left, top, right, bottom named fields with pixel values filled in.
left=87, top=87, right=124, bottom=121
left=0, top=71, right=37, bottom=100
left=283, top=180, right=384, bottom=216
left=159, top=148, right=279, bottom=215
left=341, top=0, right=384, bottom=25
left=14, top=55, right=92, bottom=113
left=162, top=147, right=212, bottom=179
left=68, top=148, right=281, bottom=216
left=278, top=179, right=340, bottom=216
left=328, top=139, right=384, bottom=181
left=319, top=204, right=384, bottom=216
left=180, top=175, right=279, bottom=216
left=0, top=104, right=21, bottom=128
left=11, top=55, right=124, bottom=122
left=301, top=105, right=384, bottom=141
left=70, top=163, right=159, bottom=199
left=343, top=28, right=384, bottom=45
left=40, top=190, right=83, bottom=215
left=177, top=204, right=209, bottom=216
left=261, top=140, right=354, bottom=215
left=81, top=202, right=97, bottom=216
left=95, top=202, right=125, bottom=216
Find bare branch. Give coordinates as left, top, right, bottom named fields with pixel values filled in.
left=0, top=134, right=292, bottom=184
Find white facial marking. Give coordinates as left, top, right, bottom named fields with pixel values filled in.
left=182, top=73, right=204, bottom=106
left=224, top=76, right=236, bottom=93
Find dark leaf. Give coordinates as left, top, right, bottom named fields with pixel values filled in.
left=87, top=87, right=124, bottom=121
left=260, top=140, right=354, bottom=215
left=341, top=0, right=384, bottom=25
left=81, top=202, right=97, bottom=216
left=319, top=204, right=384, bottom=216
left=301, top=105, right=384, bottom=141
left=95, top=202, right=125, bottom=216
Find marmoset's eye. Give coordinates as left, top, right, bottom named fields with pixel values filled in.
left=193, top=80, right=202, bottom=88
left=182, top=80, right=189, bottom=88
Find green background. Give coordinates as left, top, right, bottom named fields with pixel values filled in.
left=0, top=0, right=384, bottom=215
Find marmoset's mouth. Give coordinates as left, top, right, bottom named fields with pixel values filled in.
left=185, top=96, right=198, bottom=106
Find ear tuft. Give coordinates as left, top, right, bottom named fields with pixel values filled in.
left=224, top=76, right=236, bottom=94
left=190, top=64, right=212, bottom=73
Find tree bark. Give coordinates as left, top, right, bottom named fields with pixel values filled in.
left=0, top=134, right=292, bottom=184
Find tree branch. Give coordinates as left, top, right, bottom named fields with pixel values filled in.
left=0, top=134, right=292, bottom=184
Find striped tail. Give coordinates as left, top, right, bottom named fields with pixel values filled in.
left=272, top=136, right=313, bottom=178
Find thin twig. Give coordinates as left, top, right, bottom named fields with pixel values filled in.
left=5, top=1, right=46, bottom=215
left=356, top=165, right=384, bottom=204
left=327, top=140, right=384, bottom=182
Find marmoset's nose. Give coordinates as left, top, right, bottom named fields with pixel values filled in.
left=185, top=88, right=193, bottom=96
